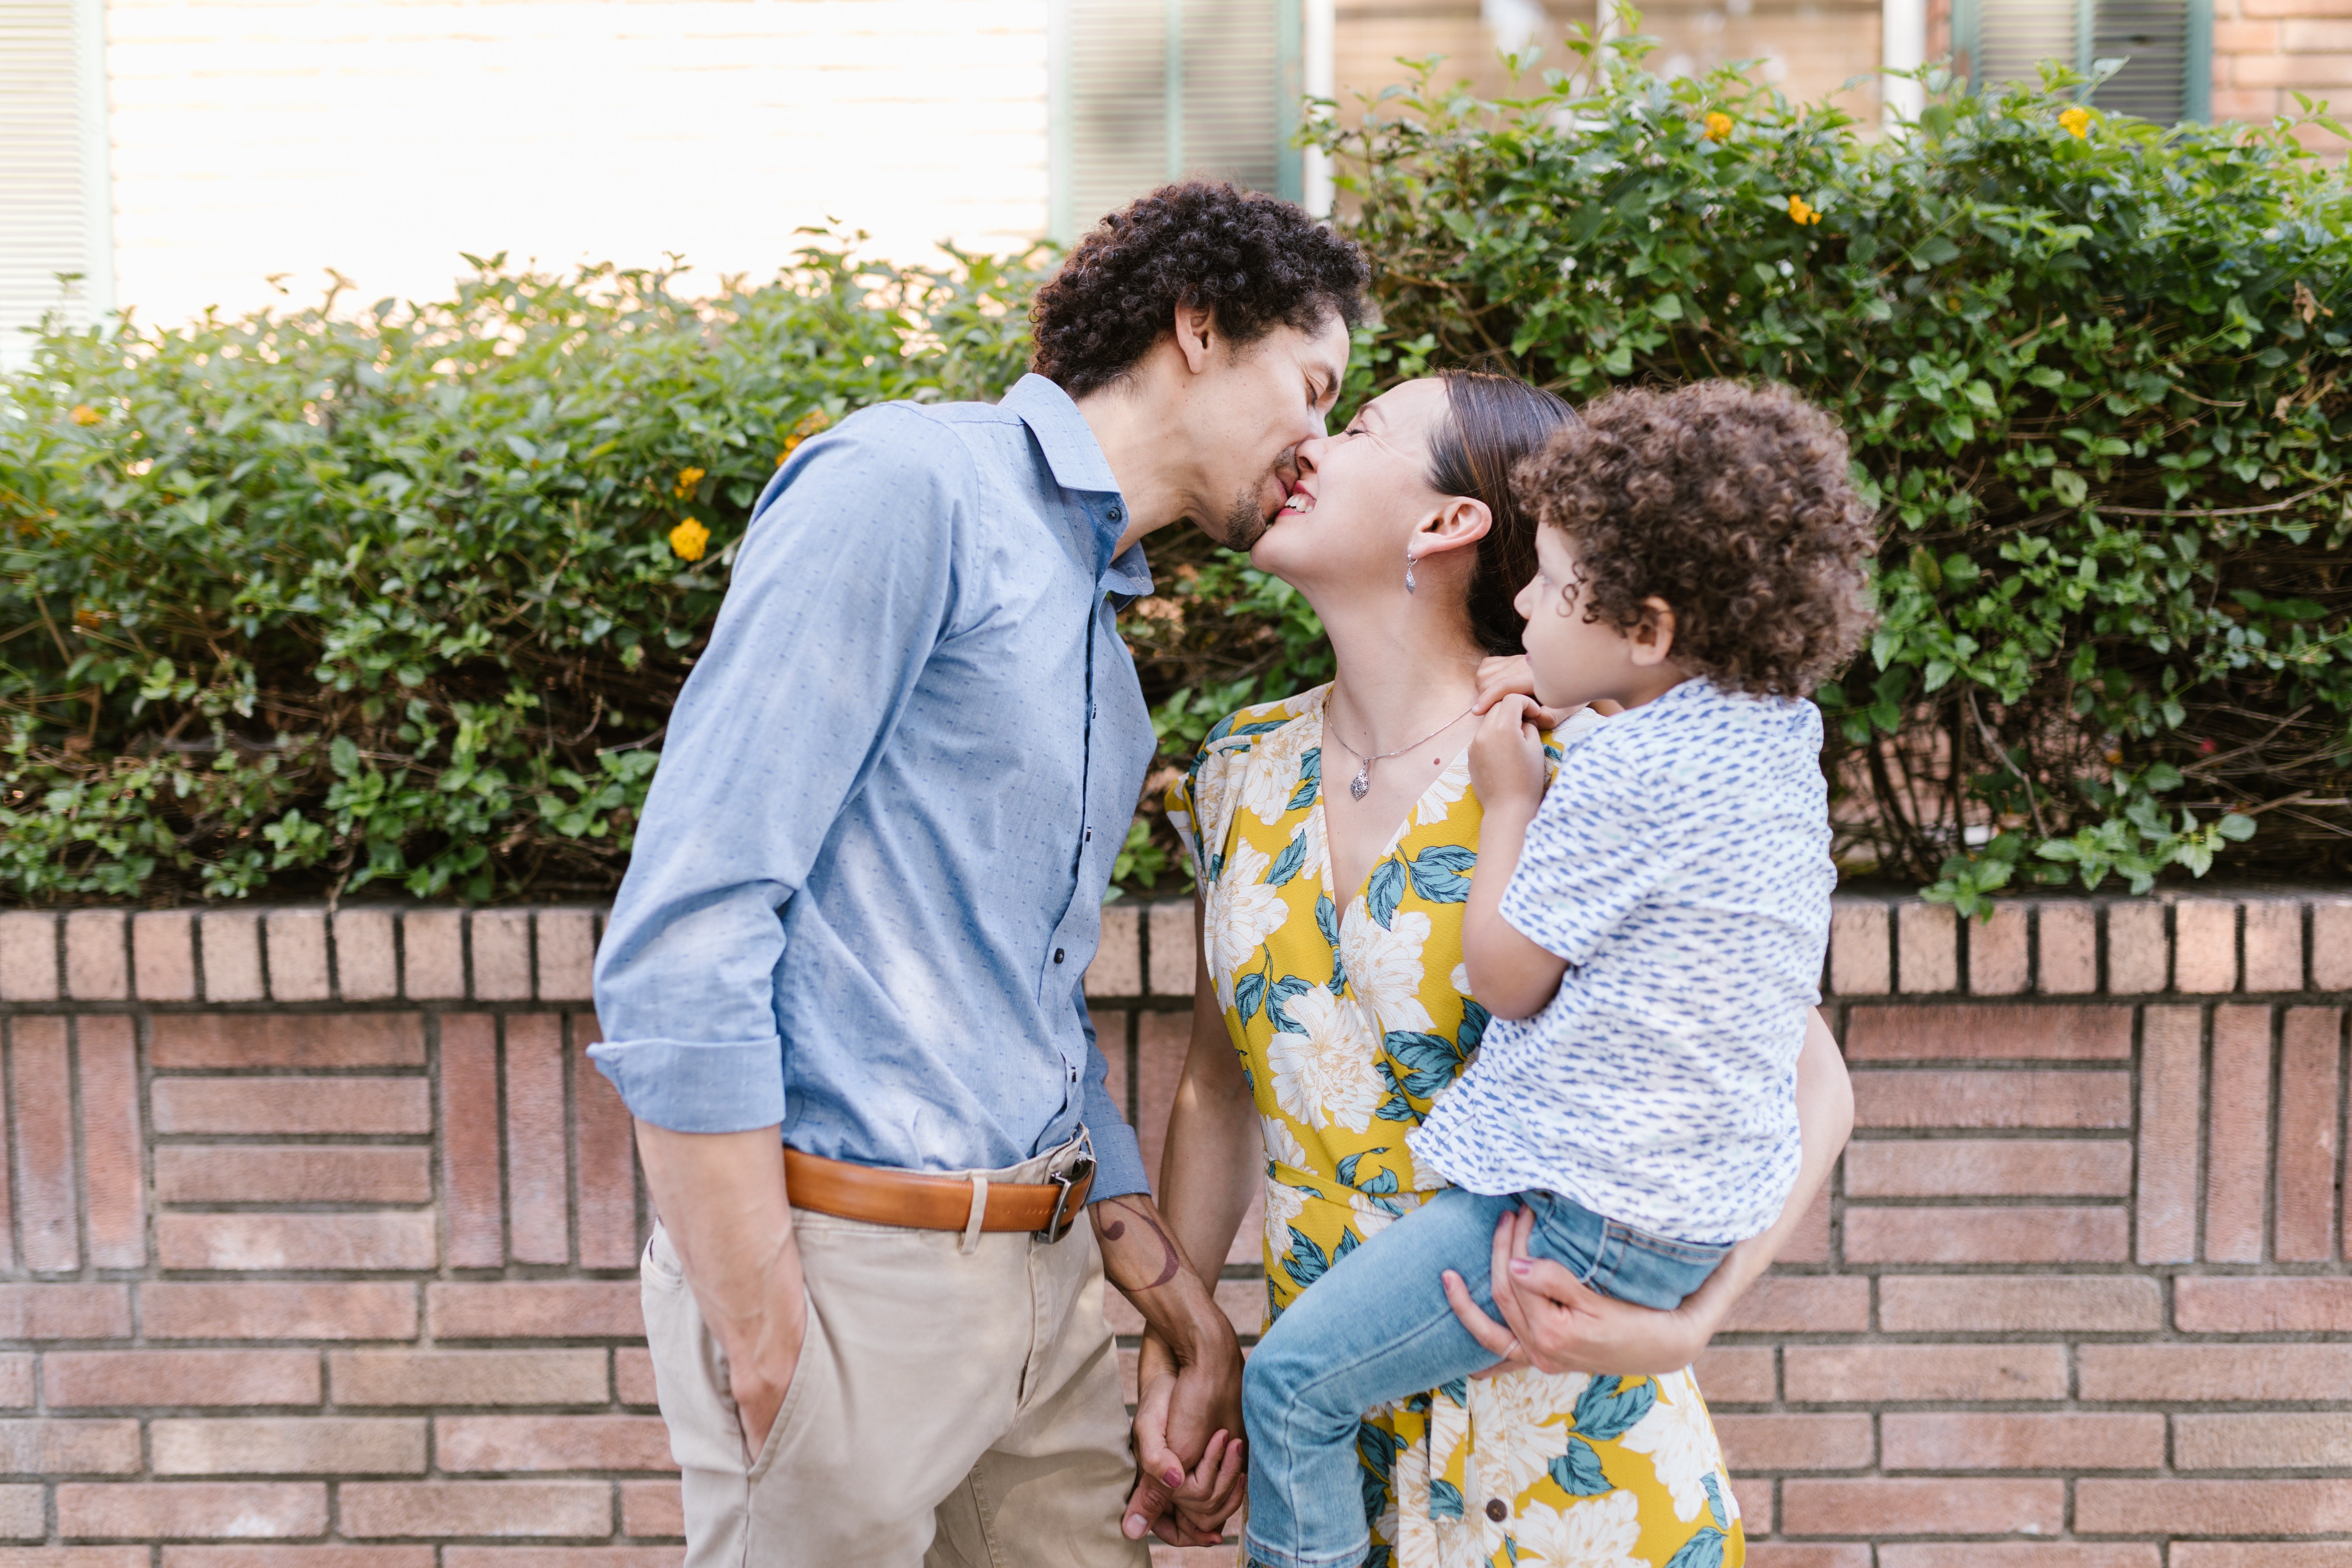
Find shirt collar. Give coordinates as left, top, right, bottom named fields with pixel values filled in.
left=1001, top=373, right=1151, bottom=602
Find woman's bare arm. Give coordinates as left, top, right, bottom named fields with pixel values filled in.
left=1444, top=1006, right=1853, bottom=1375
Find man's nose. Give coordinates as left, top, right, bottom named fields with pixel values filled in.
left=1274, top=443, right=1307, bottom=487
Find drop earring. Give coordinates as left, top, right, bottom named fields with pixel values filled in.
left=1404, top=547, right=1418, bottom=595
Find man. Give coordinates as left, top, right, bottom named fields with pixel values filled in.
left=590, top=181, right=1366, bottom=1566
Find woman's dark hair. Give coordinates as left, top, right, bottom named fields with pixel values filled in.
left=1426, top=370, right=1578, bottom=656
left=1030, top=182, right=1368, bottom=397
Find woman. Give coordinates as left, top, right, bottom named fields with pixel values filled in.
left=1135, top=371, right=1853, bottom=1567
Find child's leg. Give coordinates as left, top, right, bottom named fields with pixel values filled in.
left=1241, top=1186, right=1528, bottom=1568
left=1522, top=1192, right=1732, bottom=1311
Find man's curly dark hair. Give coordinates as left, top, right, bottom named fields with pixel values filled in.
left=1518, top=381, right=1878, bottom=697
left=1030, top=182, right=1368, bottom=395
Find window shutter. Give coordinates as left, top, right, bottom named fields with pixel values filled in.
left=0, top=0, right=108, bottom=357
left=1054, top=0, right=1301, bottom=242
left=1955, top=0, right=2211, bottom=124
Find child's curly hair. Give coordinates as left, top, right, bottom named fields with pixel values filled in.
left=1517, top=380, right=1877, bottom=697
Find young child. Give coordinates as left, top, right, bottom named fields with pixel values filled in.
left=1240, top=380, right=1877, bottom=1568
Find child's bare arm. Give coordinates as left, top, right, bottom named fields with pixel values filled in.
left=1463, top=697, right=1569, bottom=1018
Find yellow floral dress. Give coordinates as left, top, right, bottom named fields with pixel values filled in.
left=1167, top=685, right=1745, bottom=1568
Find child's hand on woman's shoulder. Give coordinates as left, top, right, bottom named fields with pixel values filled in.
left=1468, top=694, right=1550, bottom=821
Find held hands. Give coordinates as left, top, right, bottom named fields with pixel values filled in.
left=1125, top=1332, right=1248, bottom=1545
left=1466, top=695, right=1551, bottom=824
left=1441, top=1208, right=1722, bottom=1379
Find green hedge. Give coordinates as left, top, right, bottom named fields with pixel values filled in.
left=4, top=46, right=2350, bottom=906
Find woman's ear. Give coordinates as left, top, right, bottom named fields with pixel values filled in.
left=1626, top=597, right=1678, bottom=667
left=1414, top=495, right=1493, bottom=561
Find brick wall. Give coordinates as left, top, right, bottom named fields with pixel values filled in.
left=0, top=893, right=2348, bottom=1564
left=2210, top=0, right=2352, bottom=152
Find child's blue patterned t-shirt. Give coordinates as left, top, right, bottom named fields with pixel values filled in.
left=1408, top=676, right=1832, bottom=1245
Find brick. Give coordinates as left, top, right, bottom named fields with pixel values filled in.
left=143, top=1283, right=417, bottom=1341
left=78, top=1016, right=145, bottom=1269
left=63, top=909, right=128, bottom=999
left=155, top=1147, right=431, bottom=1204
left=1781, top=1477, right=2064, bottom=1535
left=264, top=910, right=330, bottom=1002
left=429, top=1283, right=643, bottom=1339
left=2215, top=16, right=2284, bottom=47
left=1136, top=1010, right=1188, bottom=1191
left=1750, top=1551, right=1872, bottom=1568
left=0, top=913, right=57, bottom=1000
left=2079, top=1478, right=2352, bottom=1533
left=198, top=912, right=265, bottom=1002
left=1844, top=1204, right=2126, bottom=1264
left=340, top=1480, right=609, bottom=1538
left=1828, top=901, right=1891, bottom=995
left=2318, top=899, right=2352, bottom=989
left=2245, top=898, right=2306, bottom=990
left=47, top=1351, right=320, bottom=1407
left=2106, top=899, right=2168, bottom=992
left=2177, top=1413, right=2352, bottom=1470
left=442, top=1014, right=504, bottom=1268
left=1721, top=1275, right=1870, bottom=1334
left=332, top=909, right=399, bottom=1001
left=1968, top=903, right=2029, bottom=994
left=12, top=1016, right=78, bottom=1272
left=163, top=1553, right=434, bottom=1568
left=1843, top=1003, right=2133, bottom=1060
left=1147, top=901, right=1197, bottom=998
left=1693, top=1346, right=1775, bottom=1403
left=615, top=1349, right=657, bottom=1407
left=0, top=1552, right=153, bottom=1568
left=2178, top=1276, right=2352, bottom=1331
left=2280, top=1007, right=2342, bottom=1262
left=1732, top=1476, right=1772, bottom=1533
left=329, top=1350, right=609, bottom=1407
left=1714, top=1413, right=1874, bottom=1471
left=2080, top=1344, right=2352, bottom=1401
left=0, top=1420, right=141, bottom=1475
left=1845, top=1138, right=2132, bottom=1197
left=56, top=1483, right=327, bottom=1539
left=152, top=1419, right=425, bottom=1476
left=472, top=910, right=534, bottom=1001
left=1785, top=1344, right=2068, bottom=1402
left=1896, top=902, right=1958, bottom=993
left=1105, top=1277, right=1265, bottom=1339
left=401, top=910, right=466, bottom=999
left=134, top=911, right=199, bottom=1000
left=1882, top=1412, right=2163, bottom=1470
left=438, top=1415, right=674, bottom=1472
left=2237, top=51, right=2352, bottom=85
left=573, top=1024, right=638, bottom=1270
left=0, top=1284, right=126, bottom=1339
left=1882, top=1551, right=2159, bottom=1568
left=617, top=1479, right=681, bottom=1536
left=1086, top=904, right=1141, bottom=997
left=152, top=1077, right=430, bottom=1136
left=1781, top=1182, right=1831, bottom=1265
left=0, top=1360, right=27, bottom=1409
left=1852, top=1068, right=2129, bottom=1128
left=151, top=1013, right=425, bottom=1068
left=444, top=1555, right=680, bottom=1568
left=2036, top=903, right=2097, bottom=994
left=2206, top=1003, right=2272, bottom=1262
left=2138, top=1004, right=2202, bottom=1263
left=506, top=1014, right=570, bottom=1265
left=2285, top=17, right=2352, bottom=46
left=536, top=910, right=597, bottom=1002
left=158, top=1212, right=438, bottom=1272
left=2211, top=86, right=2286, bottom=117
left=1878, top=1274, right=2161, bottom=1332
left=0, top=1498, right=49, bottom=1545
left=2174, top=898, right=2240, bottom=993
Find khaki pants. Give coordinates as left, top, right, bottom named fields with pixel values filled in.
left=640, top=1138, right=1150, bottom=1568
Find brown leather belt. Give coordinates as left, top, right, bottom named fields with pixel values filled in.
left=783, top=1148, right=1095, bottom=1242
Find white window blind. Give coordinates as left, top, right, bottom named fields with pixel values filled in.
left=0, top=0, right=109, bottom=360
left=1955, top=0, right=2210, bottom=124
left=1052, top=0, right=1303, bottom=242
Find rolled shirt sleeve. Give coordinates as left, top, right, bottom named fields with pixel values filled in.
left=1077, top=1001, right=1148, bottom=1200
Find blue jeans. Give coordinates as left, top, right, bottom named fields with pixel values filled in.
left=1241, top=1186, right=1731, bottom=1568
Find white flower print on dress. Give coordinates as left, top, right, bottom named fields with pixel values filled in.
left=1205, top=838, right=1288, bottom=1009
left=1238, top=714, right=1318, bottom=827
left=1470, top=1370, right=1588, bottom=1500
left=1263, top=1175, right=1311, bottom=1257
left=1510, top=1488, right=1645, bottom=1568
left=1263, top=1115, right=1313, bottom=1174
left=1266, top=986, right=1384, bottom=1134
left=1340, top=897, right=1436, bottom=1034
left=1449, top=962, right=1472, bottom=995
left=1413, top=754, right=1472, bottom=826
left=1619, top=1369, right=1720, bottom=1523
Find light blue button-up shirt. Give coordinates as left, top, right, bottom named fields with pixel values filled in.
left=589, top=374, right=1155, bottom=1202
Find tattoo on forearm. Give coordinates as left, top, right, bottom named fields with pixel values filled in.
left=1099, top=1197, right=1184, bottom=1289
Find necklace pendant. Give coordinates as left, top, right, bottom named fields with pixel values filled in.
left=1350, top=763, right=1371, bottom=801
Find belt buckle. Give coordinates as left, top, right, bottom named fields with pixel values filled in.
left=1035, top=1156, right=1094, bottom=1243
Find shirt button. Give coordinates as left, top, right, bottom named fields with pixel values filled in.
left=1485, top=1499, right=1509, bottom=1523
left=1054, top=949, right=1066, bottom=964
left=1084, top=828, right=1093, bottom=842
left=1107, top=504, right=1124, bottom=522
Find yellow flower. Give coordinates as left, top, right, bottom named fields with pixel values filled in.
left=68, top=404, right=102, bottom=427
left=1704, top=111, right=1734, bottom=142
left=668, top=518, right=710, bottom=562
left=2059, top=105, right=2091, bottom=139
left=672, top=466, right=706, bottom=499
left=1787, top=194, right=1822, bottom=225
left=776, top=407, right=832, bottom=466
